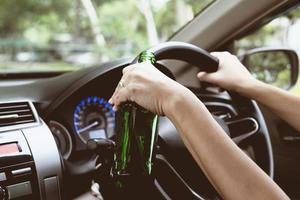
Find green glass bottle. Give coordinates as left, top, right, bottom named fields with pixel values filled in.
left=113, top=51, right=159, bottom=188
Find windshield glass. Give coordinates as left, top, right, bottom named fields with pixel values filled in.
left=0, top=0, right=213, bottom=73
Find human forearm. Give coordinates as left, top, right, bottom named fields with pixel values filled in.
left=236, top=79, right=300, bottom=132
left=110, top=61, right=289, bottom=199
left=197, top=51, right=300, bottom=132
left=165, top=89, right=289, bottom=200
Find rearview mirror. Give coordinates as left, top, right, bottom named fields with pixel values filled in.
left=240, top=48, right=299, bottom=90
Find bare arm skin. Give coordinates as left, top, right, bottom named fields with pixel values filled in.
left=198, top=51, right=300, bottom=132
left=110, top=61, right=289, bottom=200
left=166, top=86, right=288, bottom=200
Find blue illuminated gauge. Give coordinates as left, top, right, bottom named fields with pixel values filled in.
left=73, top=96, right=115, bottom=144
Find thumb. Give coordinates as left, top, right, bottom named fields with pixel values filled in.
left=197, top=71, right=219, bottom=85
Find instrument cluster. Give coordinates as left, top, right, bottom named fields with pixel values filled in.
left=46, top=68, right=122, bottom=158
left=73, top=96, right=115, bottom=144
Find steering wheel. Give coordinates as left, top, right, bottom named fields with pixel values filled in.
left=123, top=41, right=274, bottom=199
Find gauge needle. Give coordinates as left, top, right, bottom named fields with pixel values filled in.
left=77, top=121, right=99, bottom=134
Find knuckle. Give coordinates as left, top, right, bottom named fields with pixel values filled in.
left=114, top=94, right=120, bottom=101
left=232, top=55, right=238, bottom=60
left=129, top=95, right=135, bottom=102
left=128, top=85, right=138, bottom=94
left=122, top=68, right=127, bottom=74
left=122, top=65, right=135, bottom=74
left=131, top=70, right=143, bottom=80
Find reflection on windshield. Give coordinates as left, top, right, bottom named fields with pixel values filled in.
left=0, top=0, right=213, bottom=73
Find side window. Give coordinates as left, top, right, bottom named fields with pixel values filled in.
left=234, top=7, right=300, bottom=94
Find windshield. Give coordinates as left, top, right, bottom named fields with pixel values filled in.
left=0, top=0, right=213, bottom=73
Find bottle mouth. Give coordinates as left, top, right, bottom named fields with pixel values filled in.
left=137, top=50, right=156, bottom=64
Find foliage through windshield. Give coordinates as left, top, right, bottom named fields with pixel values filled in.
left=0, top=0, right=213, bottom=73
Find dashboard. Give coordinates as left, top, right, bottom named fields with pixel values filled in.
left=42, top=59, right=176, bottom=160
left=45, top=65, right=123, bottom=158
left=0, top=57, right=273, bottom=199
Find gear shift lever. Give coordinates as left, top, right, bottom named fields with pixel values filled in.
left=87, top=138, right=115, bottom=170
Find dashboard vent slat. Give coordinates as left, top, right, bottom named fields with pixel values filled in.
left=204, top=102, right=237, bottom=120
left=0, top=102, right=37, bottom=127
left=0, top=109, right=31, bottom=115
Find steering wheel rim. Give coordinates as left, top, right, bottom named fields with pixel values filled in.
left=130, top=41, right=273, bottom=199
left=132, top=41, right=219, bottom=73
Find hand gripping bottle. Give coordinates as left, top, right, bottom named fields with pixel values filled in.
left=113, top=51, right=159, bottom=188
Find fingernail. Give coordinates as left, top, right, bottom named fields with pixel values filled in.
left=113, top=106, right=118, bottom=111
left=108, top=98, right=113, bottom=104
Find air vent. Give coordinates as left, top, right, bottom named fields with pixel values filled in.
left=0, top=102, right=37, bottom=128
left=205, top=102, right=237, bottom=120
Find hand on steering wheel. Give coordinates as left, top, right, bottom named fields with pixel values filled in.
left=108, top=42, right=279, bottom=200
left=109, top=62, right=188, bottom=116
left=197, top=52, right=258, bottom=93
left=109, top=41, right=219, bottom=117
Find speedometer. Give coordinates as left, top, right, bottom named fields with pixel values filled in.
left=73, top=96, right=115, bottom=144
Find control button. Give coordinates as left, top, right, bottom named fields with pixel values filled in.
left=6, top=181, right=32, bottom=199
left=0, top=186, right=8, bottom=200
left=44, top=176, right=60, bottom=200
left=11, top=167, right=31, bottom=176
left=0, top=172, right=6, bottom=181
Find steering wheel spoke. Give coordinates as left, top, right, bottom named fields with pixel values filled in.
left=226, top=117, right=259, bottom=144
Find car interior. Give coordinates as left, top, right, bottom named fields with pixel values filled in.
left=1, top=0, right=300, bottom=199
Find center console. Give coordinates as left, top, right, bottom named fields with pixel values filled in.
left=0, top=101, right=62, bottom=200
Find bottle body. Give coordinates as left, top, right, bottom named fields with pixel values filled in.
left=112, top=50, right=158, bottom=190
left=113, top=102, right=159, bottom=187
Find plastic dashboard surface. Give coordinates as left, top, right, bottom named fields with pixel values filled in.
left=0, top=58, right=131, bottom=154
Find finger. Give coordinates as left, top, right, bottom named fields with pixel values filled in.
left=197, top=71, right=208, bottom=81
left=110, top=83, right=121, bottom=104
left=210, top=52, right=223, bottom=58
left=111, top=87, right=132, bottom=110
left=220, top=51, right=231, bottom=55
left=210, top=51, right=219, bottom=55
left=122, top=64, right=137, bottom=74
left=197, top=71, right=218, bottom=84
left=110, top=75, right=129, bottom=105
left=197, top=71, right=206, bottom=77
left=211, top=51, right=233, bottom=58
